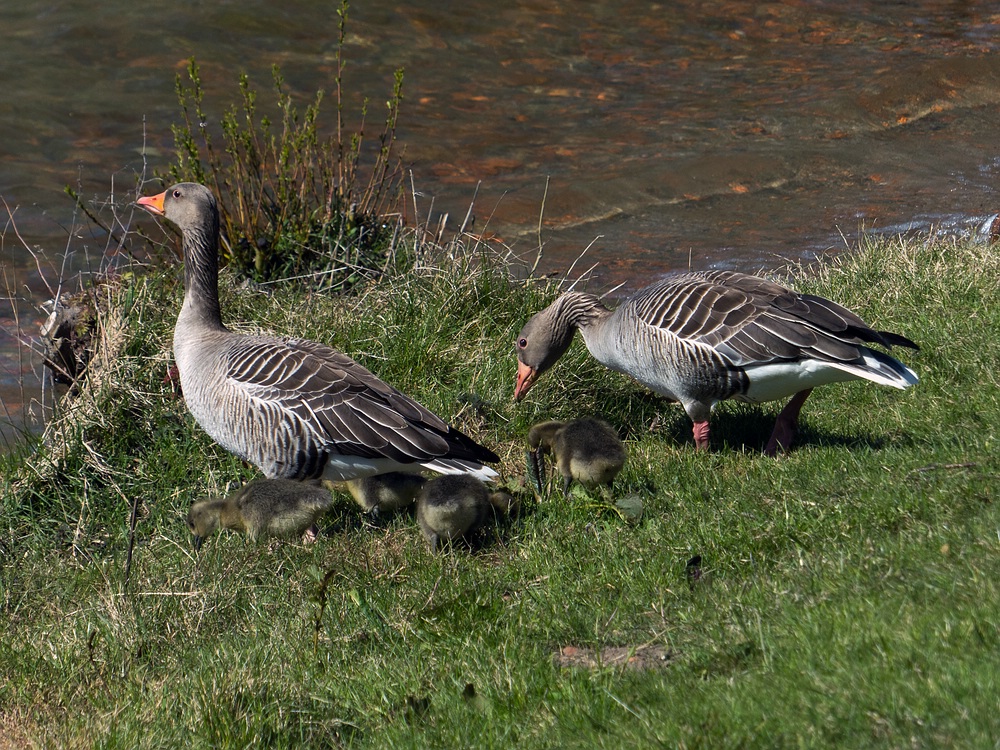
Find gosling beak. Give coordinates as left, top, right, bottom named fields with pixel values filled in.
left=514, top=361, right=538, bottom=401
left=136, top=190, right=166, bottom=216
left=192, top=535, right=203, bottom=552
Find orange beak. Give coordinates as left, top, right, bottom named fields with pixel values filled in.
left=514, top=361, right=538, bottom=401
left=136, top=190, right=166, bottom=216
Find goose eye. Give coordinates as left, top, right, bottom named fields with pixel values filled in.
left=517, top=338, right=528, bottom=349
left=172, top=189, right=182, bottom=198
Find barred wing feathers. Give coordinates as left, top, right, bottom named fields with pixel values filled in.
left=624, top=271, right=918, bottom=370
left=224, top=336, right=499, bottom=466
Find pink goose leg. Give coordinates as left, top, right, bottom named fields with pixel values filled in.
left=692, top=420, right=711, bottom=450
left=764, top=388, right=813, bottom=456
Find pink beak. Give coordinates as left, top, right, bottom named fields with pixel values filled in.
left=514, top=361, right=538, bottom=401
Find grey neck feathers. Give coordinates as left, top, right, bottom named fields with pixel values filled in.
left=181, top=220, right=223, bottom=329
left=554, top=292, right=610, bottom=331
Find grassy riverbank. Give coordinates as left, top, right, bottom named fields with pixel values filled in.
left=1, top=231, right=997, bottom=748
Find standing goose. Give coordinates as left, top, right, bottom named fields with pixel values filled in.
left=137, top=183, right=499, bottom=482
left=514, top=271, right=919, bottom=455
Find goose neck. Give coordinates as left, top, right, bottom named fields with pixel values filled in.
left=558, top=292, right=610, bottom=332
left=180, top=223, right=224, bottom=329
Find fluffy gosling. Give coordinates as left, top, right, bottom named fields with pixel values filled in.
left=187, top=478, right=334, bottom=548
left=415, top=475, right=515, bottom=552
left=527, top=416, right=626, bottom=496
left=344, top=472, right=426, bottom=517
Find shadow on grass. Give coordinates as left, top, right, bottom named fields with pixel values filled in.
left=589, top=387, right=896, bottom=455
left=718, top=409, right=897, bottom=454
left=616, top=396, right=905, bottom=455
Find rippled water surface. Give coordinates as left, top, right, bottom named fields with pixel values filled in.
left=4, top=0, right=1000, bottom=443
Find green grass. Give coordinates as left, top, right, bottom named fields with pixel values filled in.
left=1, top=233, right=998, bottom=748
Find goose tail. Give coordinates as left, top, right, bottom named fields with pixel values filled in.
left=422, top=458, right=500, bottom=483
left=834, top=348, right=919, bottom=390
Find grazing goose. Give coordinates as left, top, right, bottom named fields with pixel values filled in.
left=514, top=271, right=919, bottom=455
left=343, top=471, right=426, bottom=517
left=137, top=183, right=499, bottom=482
left=528, top=417, right=626, bottom=496
left=186, top=478, right=333, bottom=548
left=415, top=475, right=516, bottom=552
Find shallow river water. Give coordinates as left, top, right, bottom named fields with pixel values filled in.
left=4, top=0, right=1000, bottom=443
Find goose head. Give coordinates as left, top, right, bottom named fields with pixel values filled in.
left=514, top=298, right=578, bottom=400
left=136, top=182, right=219, bottom=257
left=137, top=182, right=223, bottom=325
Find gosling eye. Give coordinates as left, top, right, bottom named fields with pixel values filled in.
left=517, top=337, right=528, bottom=350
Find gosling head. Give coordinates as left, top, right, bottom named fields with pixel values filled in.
left=186, top=498, right=224, bottom=551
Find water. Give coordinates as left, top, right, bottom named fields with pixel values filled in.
left=4, top=0, right=1000, bottom=445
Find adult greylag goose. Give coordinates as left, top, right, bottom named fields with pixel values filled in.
left=186, top=478, right=333, bottom=548
left=137, top=183, right=499, bottom=482
left=527, top=416, right=626, bottom=495
left=415, top=474, right=515, bottom=552
left=514, top=271, right=919, bottom=455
